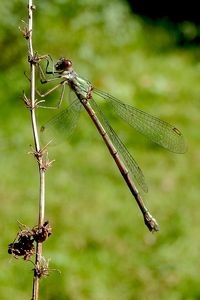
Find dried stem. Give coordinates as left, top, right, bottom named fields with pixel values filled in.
left=26, top=1, right=46, bottom=299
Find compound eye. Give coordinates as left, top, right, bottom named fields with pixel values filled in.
left=65, top=59, right=72, bottom=68
left=55, top=58, right=72, bottom=71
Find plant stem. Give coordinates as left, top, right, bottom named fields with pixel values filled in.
left=27, top=1, right=46, bottom=299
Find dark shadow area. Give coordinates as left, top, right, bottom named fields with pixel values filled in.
left=126, top=0, right=200, bottom=47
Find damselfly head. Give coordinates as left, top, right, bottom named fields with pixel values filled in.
left=55, top=58, right=72, bottom=72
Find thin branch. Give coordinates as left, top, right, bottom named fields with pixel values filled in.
left=26, top=1, right=46, bottom=299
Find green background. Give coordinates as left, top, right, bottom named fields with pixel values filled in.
left=0, top=1, right=200, bottom=299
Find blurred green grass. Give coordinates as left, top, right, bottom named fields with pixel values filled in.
left=1, top=1, right=200, bottom=299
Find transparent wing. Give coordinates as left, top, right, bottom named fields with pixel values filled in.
left=40, top=99, right=82, bottom=144
left=94, top=89, right=187, bottom=154
left=90, top=98, right=148, bottom=192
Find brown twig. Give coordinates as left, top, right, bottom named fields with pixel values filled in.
left=14, top=4, right=54, bottom=298
left=25, top=1, right=47, bottom=299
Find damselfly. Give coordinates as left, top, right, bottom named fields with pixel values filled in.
left=38, top=57, right=186, bottom=232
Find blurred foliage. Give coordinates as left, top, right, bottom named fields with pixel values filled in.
left=127, top=0, right=200, bottom=46
left=0, top=1, right=200, bottom=299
